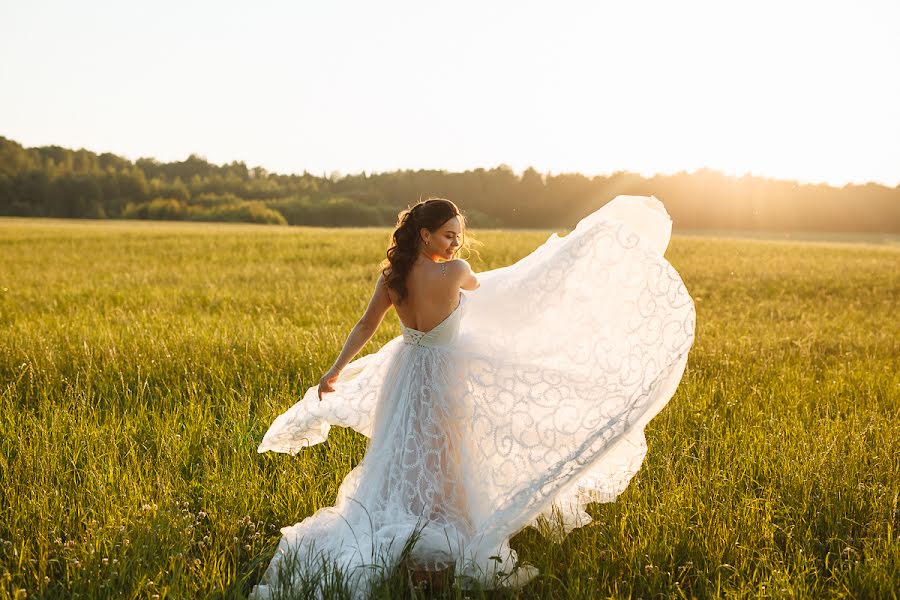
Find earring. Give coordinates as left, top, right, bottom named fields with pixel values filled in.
left=425, top=240, right=429, bottom=246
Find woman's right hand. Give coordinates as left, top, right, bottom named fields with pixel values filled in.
left=317, top=366, right=341, bottom=401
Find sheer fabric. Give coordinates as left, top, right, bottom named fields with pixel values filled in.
left=250, top=195, right=696, bottom=599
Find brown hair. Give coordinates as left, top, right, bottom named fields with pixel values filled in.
left=379, top=197, right=473, bottom=304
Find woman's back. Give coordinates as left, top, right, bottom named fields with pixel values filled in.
left=387, top=259, right=462, bottom=333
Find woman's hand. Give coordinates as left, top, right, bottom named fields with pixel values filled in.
left=317, top=366, right=342, bottom=401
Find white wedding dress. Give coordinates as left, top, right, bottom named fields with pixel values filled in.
left=250, top=195, right=696, bottom=599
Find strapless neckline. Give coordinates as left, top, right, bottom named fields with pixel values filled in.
left=400, top=292, right=465, bottom=334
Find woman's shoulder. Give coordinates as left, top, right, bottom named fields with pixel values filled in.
left=444, top=258, right=472, bottom=270
left=445, top=258, right=479, bottom=290
left=443, top=258, right=474, bottom=276
left=377, top=269, right=392, bottom=295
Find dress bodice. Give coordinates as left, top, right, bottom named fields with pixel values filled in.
left=400, top=292, right=466, bottom=348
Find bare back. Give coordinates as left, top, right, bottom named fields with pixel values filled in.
left=387, top=260, right=461, bottom=333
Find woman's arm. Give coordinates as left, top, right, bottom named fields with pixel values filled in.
left=318, top=274, right=393, bottom=400
left=449, top=258, right=480, bottom=290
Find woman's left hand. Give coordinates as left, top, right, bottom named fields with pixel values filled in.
left=317, top=366, right=342, bottom=401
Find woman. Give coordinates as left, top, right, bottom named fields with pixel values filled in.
left=251, top=195, right=696, bottom=599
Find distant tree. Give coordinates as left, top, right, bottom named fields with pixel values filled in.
left=123, top=197, right=187, bottom=220
left=0, top=135, right=898, bottom=232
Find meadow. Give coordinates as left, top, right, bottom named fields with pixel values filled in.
left=0, top=217, right=897, bottom=599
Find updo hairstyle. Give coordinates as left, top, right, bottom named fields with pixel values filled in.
left=380, top=197, right=473, bottom=304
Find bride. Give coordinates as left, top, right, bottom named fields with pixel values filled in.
left=250, top=195, right=696, bottom=599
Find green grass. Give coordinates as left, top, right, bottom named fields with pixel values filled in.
left=675, top=229, right=900, bottom=247
left=0, top=217, right=897, bottom=599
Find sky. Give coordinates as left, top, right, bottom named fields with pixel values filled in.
left=2, top=0, right=898, bottom=187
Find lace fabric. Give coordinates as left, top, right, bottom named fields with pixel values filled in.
left=251, top=195, right=696, bottom=599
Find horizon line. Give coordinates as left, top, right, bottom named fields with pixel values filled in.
left=4, top=134, right=898, bottom=190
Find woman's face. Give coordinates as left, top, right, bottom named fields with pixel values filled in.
left=421, top=215, right=463, bottom=261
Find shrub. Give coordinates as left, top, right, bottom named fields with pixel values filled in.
left=122, top=197, right=188, bottom=220
left=188, top=200, right=287, bottom=225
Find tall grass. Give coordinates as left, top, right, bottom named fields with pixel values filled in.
left=0, top=217, right=897, bottom=599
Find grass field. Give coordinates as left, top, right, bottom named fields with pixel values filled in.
left=674, top=229, right=900, bottom=247
left=0, top=217, right=897, bottom=599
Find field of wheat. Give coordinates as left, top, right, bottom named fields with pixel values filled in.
left=0, top=217, right=897, bottom=599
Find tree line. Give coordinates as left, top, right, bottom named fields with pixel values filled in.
left=1, top=136, right=897, bottom=231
